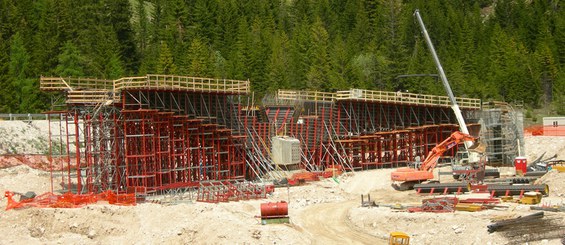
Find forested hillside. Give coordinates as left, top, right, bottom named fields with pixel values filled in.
left=0, top=0, right=563, bottom=114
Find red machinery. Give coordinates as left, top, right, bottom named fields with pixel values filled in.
left=391, top=131, right=476, bottom=190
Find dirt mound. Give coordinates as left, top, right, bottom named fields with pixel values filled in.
left=524, top=136, right=565, bottom=162
left=338, top=169, right=396, bottom=195
left=0, top=121, right=51, bottom=154
left=535, top=170, right=565, bottom=198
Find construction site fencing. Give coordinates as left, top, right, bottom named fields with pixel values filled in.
left=525, top=125, right=565, bottom=136
left=0, top=113, right=59, bottom=121
left=4, top=191, right=136, bottom=210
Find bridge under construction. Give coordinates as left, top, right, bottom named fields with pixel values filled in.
left=40, top=74, right=488, bottom=201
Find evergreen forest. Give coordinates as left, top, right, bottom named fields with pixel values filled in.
left=0, top=0, right=564, bottom=114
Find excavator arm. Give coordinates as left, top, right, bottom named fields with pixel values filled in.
left=391, top=131, right=475, bottom=190
left=419, top=131, right=475, bottom=172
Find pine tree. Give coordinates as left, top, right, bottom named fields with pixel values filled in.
left=347, top=0, right=371, bottom=54
left=377, top=0, right=408, bottom=90
left=32, top=0, right=60, bottom=75
left=214, top=0, right=238, bottom=53
left=306, top=17, right=331, bottom=91
left=55, top=41, right=85, bottom=77
left=288, top=19, right=311, bottom=89
left=328, top=35, right=351, bottom=91
left=107, top=0, right=139, bottom=73
left=106, top=53, right=124, bottom=79
left=156, top=42, right=176, bottom=74
left=0, top=34, right=13, bottom=112
left=266, top=31, right=291, bottom=92
left=9, top=32, right=32, bottom=112
left=186, top=37, right=211, bottom=77
left=535, top=41, right=558, bottom=106
left=54, top=0, right=76, bottom=43
left=133, top=0, right=149, bottom=55
left=247, top=17, right=268, bottom=94
left=228, top=18, right=250, bottom=80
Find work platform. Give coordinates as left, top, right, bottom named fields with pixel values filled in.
left=40, top=74, right=250, bottom=104
left=277, top=89, right=481, bottom=109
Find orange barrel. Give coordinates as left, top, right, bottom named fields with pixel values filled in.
left=260, top=201, right=288, bottom=218
left=514, top=157, right=527, bottom=174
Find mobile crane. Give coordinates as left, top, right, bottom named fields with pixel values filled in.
left=390, top=10, right=485, bottom=190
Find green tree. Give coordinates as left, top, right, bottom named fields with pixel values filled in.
left=247, top=17, right=269, bottom=94
left=0, top=35, right=13, bottom=112
left=228, top=18, right=250, bottom=80
left=306, top=17, right=331, bottom=91
left=186, top=37, right=211, bottom=77
left=328, top=35, right=350, bottom=91
left=9, top=32, right=29, bottom=80
left=32, top=0, right=60, bottom=75
left=133, top=0, right=150, bottom=55
left=156, top=42, right=176, bottom=74
left=535, top=41, right=558, bottom=106
left=266, top=31, right=291, bottom=92
left=9, top=32, right=47, bottom=112
left=377, top=0, right=408, bottom=90
left=55, top=41, right=85, bottom=77
left=288, top=19, right=311, bottom=89
left=107, top=0, right=139, bottom=73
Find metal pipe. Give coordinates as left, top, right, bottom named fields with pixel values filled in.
left=484, top=169, right=500, bottom=178
left=524, top=171, right=547, bottom=177
left=487, top=184, right=549, bottom=196
left=414, top=182, right=471, bottom=194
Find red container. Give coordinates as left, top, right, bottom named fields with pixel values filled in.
left=264, top=184, right=275, bottom=194
left=514, top=157, right=527, bottom=174
left=260, top=201, right=288, bottom=218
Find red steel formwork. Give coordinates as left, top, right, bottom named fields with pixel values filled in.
left=40, top=76, right=482, bottom=200
left=40, top=75, right=254, bottom=200
left=276, top=89, right=482, bottom=172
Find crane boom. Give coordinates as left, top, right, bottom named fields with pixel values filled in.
left=391, top=10, right=487, bottom=191
left=413, top=9, right=472, bottom=150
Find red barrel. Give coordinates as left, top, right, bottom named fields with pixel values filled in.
left=514, top=157, right=527, bottom=174
left=260, top=201, right=288, bottom=218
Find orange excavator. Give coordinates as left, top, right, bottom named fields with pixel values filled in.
left=391, top=131, right=476, bottom=191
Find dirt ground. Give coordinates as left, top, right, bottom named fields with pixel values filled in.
left=0, top=121, right=564, bottom=244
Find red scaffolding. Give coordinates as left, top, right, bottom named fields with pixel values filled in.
left=40, top=76, right=482, bottom=203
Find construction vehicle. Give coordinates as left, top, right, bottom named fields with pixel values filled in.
left=390, top=10, right=488, bottom=191
left=518, top=192, right=543, bottom=205
left=548, top=160, right=565, bottom=172
left=389, top=232, right=410, bottom=245
left=391, top=131, right=477, bottom=190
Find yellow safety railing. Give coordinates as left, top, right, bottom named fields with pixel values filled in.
left=40, top=75, right=250, bottom=104
left=278, top=89, right=481, bottom=109
left=277, top=90, right=337, bottom=102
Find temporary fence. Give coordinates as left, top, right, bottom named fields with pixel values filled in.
left=4, top=190, right=136, bottom=210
